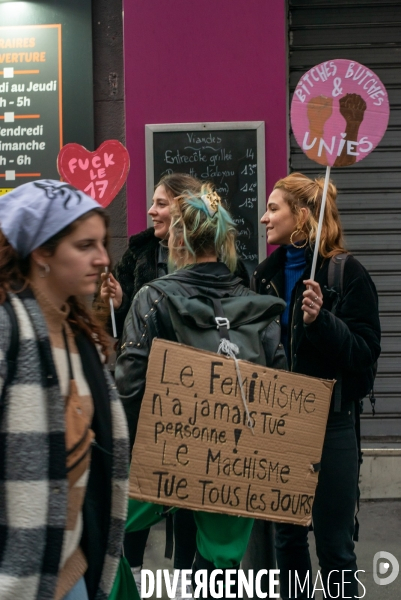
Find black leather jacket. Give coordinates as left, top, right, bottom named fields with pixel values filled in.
left=251, top=246, right=381, bottom=415
left=115, top=262, right=287, bottom=448
left=112, top=228, right=162, bottom=338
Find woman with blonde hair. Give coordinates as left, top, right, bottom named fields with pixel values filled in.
left=251, top=172, right=381, bottom=599
left=115, top=183, right=287, bottom=597
left=0, top=180, right=129, bottom=600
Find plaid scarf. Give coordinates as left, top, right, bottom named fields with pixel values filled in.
left=0, top=290, right=128, bottom=600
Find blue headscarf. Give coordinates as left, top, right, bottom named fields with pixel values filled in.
left=0, top=179, right=102, bottom=257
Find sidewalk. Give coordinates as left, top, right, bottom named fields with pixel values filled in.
left=142, top=500, right=401, bottom=599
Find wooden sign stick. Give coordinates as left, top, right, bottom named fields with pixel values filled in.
left=310, top=165, right=331, bottom=281
left=105, top=266, right=117, bottom=338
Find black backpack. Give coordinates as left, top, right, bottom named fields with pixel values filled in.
left=145, top=278, right=285, bottom=556
left=327, top=254, right=378, bottom=416
left=147, top=277, right=285, bottom=366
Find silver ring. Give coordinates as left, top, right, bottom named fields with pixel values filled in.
left=310, top=301, right=315, bottom=308
left=314, top=296, right=318, bottom=301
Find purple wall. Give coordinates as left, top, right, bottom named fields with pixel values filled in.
left=123, top=0, right=287, bottom=235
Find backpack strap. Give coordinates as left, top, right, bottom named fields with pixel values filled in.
left=327, top=253, right=348, bottom=314
left=211, top=297, right=231, bottom=342
left=327, top=254, right=349, bottom=412
left=0, top=299, right=20, bottom=415
left=146, top=280, right=183, bottom=343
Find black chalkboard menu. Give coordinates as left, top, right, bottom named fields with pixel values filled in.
left=145, top=122, right=266, bottom=274
left=0, top=24, right=61, bottom=192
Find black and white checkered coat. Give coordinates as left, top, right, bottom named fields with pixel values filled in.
left=0, top=290, right=129, bottom=600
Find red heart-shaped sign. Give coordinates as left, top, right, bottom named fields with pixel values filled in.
left=57, top=140, right=130, bottom=207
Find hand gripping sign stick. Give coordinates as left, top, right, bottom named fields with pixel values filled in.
left=57, top=139, right=130, bottom=338
left=105, top=266, right=117, bottom=338
left=290, top=59, right=389, bottom=281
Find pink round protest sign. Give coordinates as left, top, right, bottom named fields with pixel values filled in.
left=291, top=59, right=390, bottom=167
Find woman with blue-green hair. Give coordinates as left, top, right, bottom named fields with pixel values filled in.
left=167, top=183, right=238, bottom=272
left=115, top=183, right=287, bottom=597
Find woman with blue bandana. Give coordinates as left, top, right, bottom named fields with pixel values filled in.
left=0, top=180, right=129, bottom=600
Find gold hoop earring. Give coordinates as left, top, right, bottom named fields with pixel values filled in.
left=290, top=230, right=307, bottom=248
left=38, top=263, right=50, bottom=278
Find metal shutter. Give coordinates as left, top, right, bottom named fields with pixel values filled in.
left=288, top=0, right=401, bottom=442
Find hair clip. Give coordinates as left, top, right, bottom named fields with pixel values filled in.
left=201, top=191, right=221, bottom=217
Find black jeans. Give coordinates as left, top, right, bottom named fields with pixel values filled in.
left=173, top=508, right=198, bottom=569
left=276, top=414, right=359, bottom=599
left=124, top=528, right=150, bottom=567
left=124, top=509, right=197, bottom=570
left=242, top=520, right=276, bottom=599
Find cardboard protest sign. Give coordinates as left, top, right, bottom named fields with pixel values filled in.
left=129, top=339, right=334, bottom=526
left=291, top=59, right=389, bottom=167
left=57, top=139, right=130, bottom=206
